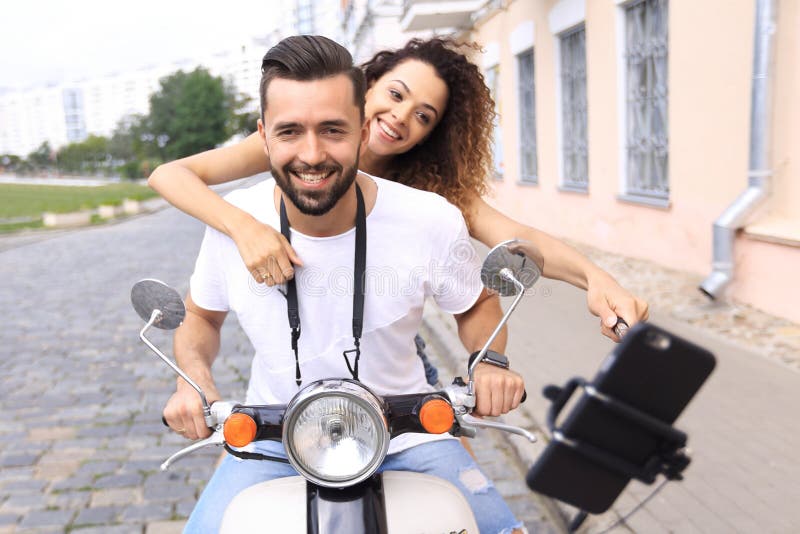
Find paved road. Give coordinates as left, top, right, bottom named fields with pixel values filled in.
left=0, top=203, right=559, bottom=533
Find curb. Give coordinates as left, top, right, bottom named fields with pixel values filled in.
left=41, top=197, right=169, bottom=228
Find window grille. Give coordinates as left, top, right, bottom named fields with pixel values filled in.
left=485, top=64, right=504, bottom=179
left=560, top=26, right=588, bottom=190
left=517, top=49, right=537, bottom=184
left=624, top=0, right=669, bottom=199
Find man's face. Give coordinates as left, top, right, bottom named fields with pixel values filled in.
left=258, top=74, right=367, bottom=216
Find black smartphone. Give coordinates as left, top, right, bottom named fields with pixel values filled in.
left=525, top=323, right=716, bottom=514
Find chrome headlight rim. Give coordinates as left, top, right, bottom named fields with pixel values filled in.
left=282, top=379, right=389, bottom=488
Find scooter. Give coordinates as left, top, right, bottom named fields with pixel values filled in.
left=130, top=240, right=540, bottom=533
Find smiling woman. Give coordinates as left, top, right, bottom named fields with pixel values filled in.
left=363, top=61, right=449, bottom=161
left=357, top=39, right=493, bottom=220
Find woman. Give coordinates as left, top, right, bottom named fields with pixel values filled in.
left=148, top=38, right=648, bottom=339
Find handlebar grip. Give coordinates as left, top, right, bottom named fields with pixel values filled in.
left=161, top=415, right=214, bottom=433
left=613, top=318, right=630, bottom=338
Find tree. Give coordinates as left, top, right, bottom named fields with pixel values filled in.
left=227, top=87, right=260, bottom=137
left=148, top=68, right=231, bottom=160
left=110, top=114, right=160, bottom=160
left=108, top=114, right=165, bottom=179
left=109, top=116, right=140, bottom=162
left=57, top=135, right=110, bottom=175
left=27, top=141, right=54, bottom=171
left=0, top=154, right=23, bottom=173
left=9, top=67, right=251, bottom=180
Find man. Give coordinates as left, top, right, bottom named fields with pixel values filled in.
left=164, top=35, right=526, bottom=533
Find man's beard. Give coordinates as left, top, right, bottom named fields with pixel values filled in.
left=273, top=155, right=359, bottom=216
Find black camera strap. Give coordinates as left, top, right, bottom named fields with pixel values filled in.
left=279, top=183, right=367, bottom=386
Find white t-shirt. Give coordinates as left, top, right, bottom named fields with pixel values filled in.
left=190, top=175, right=483, bottom=453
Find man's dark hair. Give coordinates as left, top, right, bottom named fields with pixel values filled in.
left=259, top=35, right=366, bottom=121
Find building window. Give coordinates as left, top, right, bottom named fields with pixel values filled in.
left=295, top=0, right=315, bottom=34
left=485, top=64, right=504, bottom=179
left=516, top=49, right=537, bottom=184
left=560, top=25, right=588, bottom=190
left=62, top=88, right=86, bottom=143
left=624, top=0, right=669, bottom=200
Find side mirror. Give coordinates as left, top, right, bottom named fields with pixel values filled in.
left=468, top=239, right=543, bottom=390
left=481, top=239, right=542, bottom=296
left=131, top=279, right=186, bottom=330
left=131, top=279, right=212, bottom=423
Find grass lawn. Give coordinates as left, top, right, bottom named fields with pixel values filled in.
left=0, top=182, right=158, bottom=219
left=0, top=182, right=159, bottom=233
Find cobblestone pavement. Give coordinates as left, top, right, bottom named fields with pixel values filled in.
left=0, top=201, right=560, bottom=533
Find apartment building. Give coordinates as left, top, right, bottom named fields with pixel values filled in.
left=0, top=85, right=69, bottom=157
left=403, top=0, right=799, bottom=322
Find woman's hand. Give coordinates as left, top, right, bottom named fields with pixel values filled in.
left=586, top=272, right=649, bottom=342
left=230, top=214, right=303, bottom=286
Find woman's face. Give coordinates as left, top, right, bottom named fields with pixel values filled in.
left=364, top=59, right=449, bottom=158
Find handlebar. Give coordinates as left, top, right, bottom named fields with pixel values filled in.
left=157, top=382, right=536, bottom=469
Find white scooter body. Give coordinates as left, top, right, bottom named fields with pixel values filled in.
left=221, top=471, right=479, bottom=534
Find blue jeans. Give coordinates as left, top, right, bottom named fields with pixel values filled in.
left=184, top=439, right=523, bottom=534
left=415, top=333, right=439, bottom=386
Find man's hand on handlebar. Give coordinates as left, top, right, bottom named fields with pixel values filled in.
left=163, top=380, right=221, bottom=441
left=472, top=364, right=525, bottom=417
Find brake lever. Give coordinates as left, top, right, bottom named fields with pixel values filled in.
left=160, top=430, right=225, bottom=471
left=159, top=401, right=238, bottom=470
left=457, top=413, right=537, bottom=443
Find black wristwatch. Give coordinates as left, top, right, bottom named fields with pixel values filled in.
left=468, top=350, right=509, bottom=370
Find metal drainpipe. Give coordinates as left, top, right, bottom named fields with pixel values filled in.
left=699, top=0, right=778, bottom=299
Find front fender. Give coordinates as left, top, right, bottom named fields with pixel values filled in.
left=220, top=471, right=479, bottom=534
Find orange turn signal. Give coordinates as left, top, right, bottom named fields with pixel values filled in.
left=223, top=413, right=257, bottom=447
left=419, top=398, right=454, bottom=434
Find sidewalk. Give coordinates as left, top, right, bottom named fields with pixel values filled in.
left=423, top=247, right=800, bottom=533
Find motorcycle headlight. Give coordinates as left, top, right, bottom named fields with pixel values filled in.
left=282, top=380, right=389, bottom=488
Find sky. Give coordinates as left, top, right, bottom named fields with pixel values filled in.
left=1, top=0, right=281, bottom=89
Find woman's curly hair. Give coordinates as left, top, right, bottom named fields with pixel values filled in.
left=361, top=38, right=496, bottom=222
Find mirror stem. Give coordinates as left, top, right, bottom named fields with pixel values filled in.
left=468, top=269, right=527, bottom=394
left=140, top=310, right=211, bottom=418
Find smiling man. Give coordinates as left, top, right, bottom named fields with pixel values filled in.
left=163, top=35, right=527, bottom=533
left=262, top=76, right=362, bottom=218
